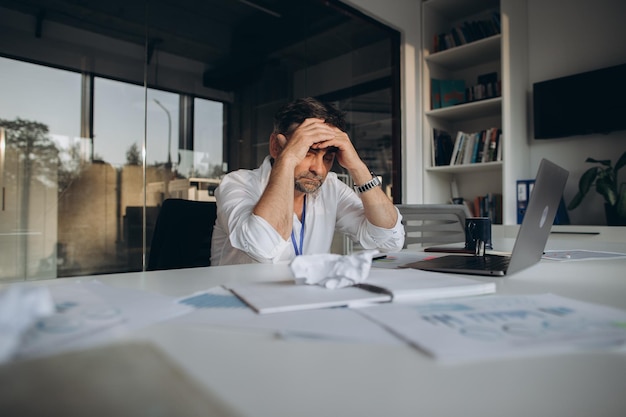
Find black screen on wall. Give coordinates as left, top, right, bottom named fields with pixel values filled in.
left=533, top=63, right=626, bottom=139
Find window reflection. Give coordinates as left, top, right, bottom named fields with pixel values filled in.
left=0, top=57, right=81, bottom=281
left=192, top=98, right=225, bottom=179
left=0, top=57, right=227, bottom=280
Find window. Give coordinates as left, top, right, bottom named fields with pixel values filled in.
left=0, top=57, right=81, bottom=281
left=0, top=0, right=400, bottom=281
left=0, top=57, right=227, bottom=280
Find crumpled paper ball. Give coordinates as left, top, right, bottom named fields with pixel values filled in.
left=290, top=250, right=379, bottom=289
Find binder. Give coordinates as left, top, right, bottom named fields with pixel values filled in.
left=516, top=179, right=534, bottom=224
left=517, top=179, right=570, bottom=225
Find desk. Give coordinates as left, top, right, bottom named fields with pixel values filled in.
left=3, top=235, right=626, bottom=417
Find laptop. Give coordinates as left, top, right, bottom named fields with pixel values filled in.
left=404, top=158, right=569, bottom=276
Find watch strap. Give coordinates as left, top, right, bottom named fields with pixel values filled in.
left=354, top=173, right=381, bottom=194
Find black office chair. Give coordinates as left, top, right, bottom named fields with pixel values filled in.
left=147, top=198, right=217, bottom=271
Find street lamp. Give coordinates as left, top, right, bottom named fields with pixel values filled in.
left=153, top=99, right=172, bottom=168
left=153, top=98, right=172, bottom=199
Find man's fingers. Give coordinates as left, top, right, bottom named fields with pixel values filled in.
left=275, top=133, right=288, bottom=148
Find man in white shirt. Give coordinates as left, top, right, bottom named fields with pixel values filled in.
left=211, top=97, right=404, bottom=265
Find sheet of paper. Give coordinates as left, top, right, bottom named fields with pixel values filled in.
left=365, top=268, right=495, bottom=302
left=542, top=249, right=626, bottom=261
left=371, top=251, right=432, bottom=269
left=17, top=282, right=126, bottom=359
left=83, top=280, right=193, bottom=329
left=16, top=280, right=192, bottom=360
left=173, top=287, right=402, bottom=345
left=356, top=293, right=626, bottom=363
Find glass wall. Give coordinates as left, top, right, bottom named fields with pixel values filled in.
left=0, top=57, right=226, bottom=280
left=0, top=0, right=400, bottom=282
left=0, top=58, right=82, bottom=280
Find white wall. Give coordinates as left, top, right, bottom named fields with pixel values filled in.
left=350, top=0, right=626, bottom=225
left=527, top=0, right=626, bottom=225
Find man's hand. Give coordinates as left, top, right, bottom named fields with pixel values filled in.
left=273, top=118, right=336, bottom=165
left=310, top=126, right=364, bottom=171
left=311, top=125, right=398, bottom=230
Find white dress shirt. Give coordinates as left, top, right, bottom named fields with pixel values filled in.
left=211, top=156, right=404, bottom=265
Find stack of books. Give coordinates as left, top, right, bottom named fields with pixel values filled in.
left=447, top=128, right=502, bottom=166
left=432, top=11, right=501, bottom=53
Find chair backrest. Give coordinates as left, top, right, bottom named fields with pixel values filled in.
left=396, top=204, right=470, bottom=248
left=147, top=198, right=217, bottom=271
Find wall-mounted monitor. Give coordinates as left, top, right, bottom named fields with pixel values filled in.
left=533, top=63, right=626, bottom=139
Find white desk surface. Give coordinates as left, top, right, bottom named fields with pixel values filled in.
left=5, top=235, right=626, bottom=417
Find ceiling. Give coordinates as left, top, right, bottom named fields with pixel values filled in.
left=0, top=0, right=390, bottom=90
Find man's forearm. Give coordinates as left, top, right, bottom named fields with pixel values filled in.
left=360, top=188, right=398, bottom=229
left=252, top=158, right=297, bottom=239
left=351, top=164, right=398, bottom=229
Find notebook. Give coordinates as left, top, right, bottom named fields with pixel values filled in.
left=226, top=268, right=495, bottom=314
left=404, top=158, right=569, bottom=276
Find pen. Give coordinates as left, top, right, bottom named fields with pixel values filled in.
left=373, top=254, right=387, bottom=260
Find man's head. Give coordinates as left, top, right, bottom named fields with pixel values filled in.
left=271, top=97, right=346, bottom=194
left=272, top=97, right=346, bottom=136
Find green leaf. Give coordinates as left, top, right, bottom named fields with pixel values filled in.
left=617, top=183, right=626, bottom=218
left=615, top=151, right=626, bottom=173
left=596, top=177, right=616, bottom=206
left=578, top=167, right=598, bottom=194
left=567, top=191, right=585, bottom=210
left=586, top=157, right=611, bottom=167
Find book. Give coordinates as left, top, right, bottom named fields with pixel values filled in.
left=482, top=128, right=495, bottom=162
left=449, top=131, right=464, bottom=165
left=439, top=79, right=466, bottom=107
left=454, top=135, right=465, bottom=165
left=432, top=129, right=454, bottom=166
left=432, top=12, right=502, bottom=52
left=462, top=133, right=476, bottom=164
left=496, top=129, right=502, bottom=161
left=431, top=78, right=441, bottom=109
left=473, top=193, right=503, bottom=224
left=226, top=269, right=496, bottom=314
left=449, top=129, right=502, bottom=165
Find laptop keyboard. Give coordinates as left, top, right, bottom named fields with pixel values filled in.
left=443, top=254, right=510, bottom=270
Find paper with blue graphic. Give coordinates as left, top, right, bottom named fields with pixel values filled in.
left=357, top=293, right=626, bottom=362
left=15, top=280, right=192, bottom=361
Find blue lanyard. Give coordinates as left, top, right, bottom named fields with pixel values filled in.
left=291, top=195, right=306, bottom=256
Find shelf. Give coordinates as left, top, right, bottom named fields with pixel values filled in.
left=424, top=0, right=500, bottom=21
left=425, top=35, right=501, bottom=70
left=426, top=161, right=503, bottom=174
left=426, top=97, right=501, bottom=122
left=421, top=0, right=528, bottom=224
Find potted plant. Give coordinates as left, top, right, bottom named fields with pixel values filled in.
left=567, top=150, right=626, bottom=226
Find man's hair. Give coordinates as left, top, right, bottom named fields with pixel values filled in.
left=272, top=97, right=346, bottom=134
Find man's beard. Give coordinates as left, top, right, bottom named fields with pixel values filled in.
left=295, top=172, right=324, bottom=194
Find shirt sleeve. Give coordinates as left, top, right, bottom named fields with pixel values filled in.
left=215, top=172, right=291, bottom=263
left=333, top=180, right=405, bottom=252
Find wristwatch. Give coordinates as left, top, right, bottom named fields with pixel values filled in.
left=354, top=172, right=381, bottom=194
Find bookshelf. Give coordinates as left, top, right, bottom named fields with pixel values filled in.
left=421, top=0, right=529, bottom=225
